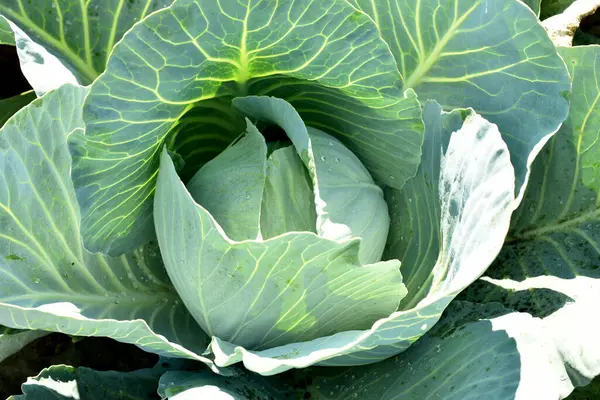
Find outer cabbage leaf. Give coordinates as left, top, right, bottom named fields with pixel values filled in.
left=72, top=0, right=424, bottom=255
left=523, top=0, right=542, bottom=16
left=0, top=85, right=214, bottom=368
left=158, top=370, right=293, bottom=399
left=459, top=46, right=600, bottom=398
left=202, top=106, right=515, bottom=375
left=0, top=91, right=36, bottom=128
left=352, top=0, right=571, bottom=199
left=307, top=301, right=583, bottom=399
left=0, top=326, right=46, bottom=363
left=0, top=16, right=14, bottom=45
left=9, top=365, right=161, bottom=400
left=0, top=0, right=173, bottom=90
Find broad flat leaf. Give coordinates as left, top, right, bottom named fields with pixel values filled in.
left=459, top=46, right=600, bottom=398
left=540, top=0, right=576, bottom=20
left=0, top=327, right=46, bottom=363
left=155, top=146, right=405, bottom=354
left=0, top=0, right=173, bottom=89
left=207, top=107, right=515, bottom=375
left=158, top=370, right=293, bottom=399
left=306, top=302, right=520, bottom=400
left=352, top=0, right=571, bottom=199
left=523, top=0, right=542, bottom=16
left=9, top=365, right=160, bottom=400
left=307, top=301, right=581, bottom=400
left=72, top=0, right=424, bottom=255
left=232, top=96, right=390, bottom=264
left=0, top=84, right=214, bottom=369
left=187, top=120, right=266, bottom=241
left=0, top=91, right=35, bottom=128
left=0, top=16, right=14, bottom=45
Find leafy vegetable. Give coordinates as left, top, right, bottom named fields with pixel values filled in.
left=459, top=44, right=600, bottom=397
left=1, top=0, right=598, bottom=398
left=351, top=0, right=571, bottom=198
left=0, top=0, right=173, bottom=87
left=71, top=0, right=424, bottom=255
left=0, top=84, right=212, bottom=365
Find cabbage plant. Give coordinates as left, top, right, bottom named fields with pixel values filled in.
left=0, top=0, right=598, bottom=399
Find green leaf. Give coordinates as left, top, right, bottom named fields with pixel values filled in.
left=0, top=0, right=173, bottom=87
left=0, top=16, right=14, bottom=45
left=232, top=95, right=390, bottom=264
left=187, top=120, right=266, bottom=241
left=352, top=0, right=571, bottom=198
left=9, top=365, right=161, bottom=400
left=383, top=101, right=463, bottom=310
left=540, top=0, right=575, bottom=20
left=72, top=0, right=424, bottom=255
left=158, top=370, right=293, bottom=399
left=460, top=46, right=600, bottom=396
left=307, top=302, right=522, bottom=400
left=307, top=300, right=591, bottom=399
left=205, top=106, right=514, bottom=374
left=522, top=0, right=542, bottom=16
left=0, top=85, right=214, bottom=369
left=0, top=91, right=36, bottom=128
left=0, top=328, right=47, bottom=363
left=155, top=146, right=406, bottom=370
left=260, top=145, right=317, bottom=239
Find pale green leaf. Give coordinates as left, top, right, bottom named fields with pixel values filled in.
left=158, top=370, right=292, bottom=400
left=209, top=107, right=515, bottom=374
left=523, top=0, right=542, bottom=16
left=0, top=328, right=47, bottom=363
left=308, top=300, right=587, bottom=399
left=72, top=0, right=423, bottom=255
left=0, top=16, right=14, bottom=45
left=260, top=146, right=317, bottom=239
left=0, top=91, right=35, bottom=129
left=155, top=147, right=406, bottom=367
left=0, top=0, right=173, bottom=87
left=383, top=101, right=463, bottom=310
left=0, top=84, right=213, bottom=368
left=187, top=120, right=266, bottom=241
left=9, top=365, right=160, bottom=400
left=460, top=46, right=600, bottom=398
left=352, top=0, right=571, bottom=198
left=307, top=302, right=522, bottom=400
left=232, top=95, right=390, bottom=264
